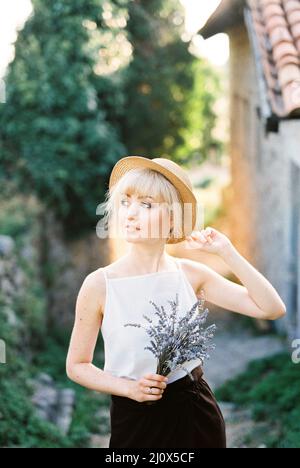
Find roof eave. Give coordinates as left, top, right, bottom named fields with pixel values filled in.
left=199, top=0, right=245, bottom=39
left=244, top=7, right=275, bottom=125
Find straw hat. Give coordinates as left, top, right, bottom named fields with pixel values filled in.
left=108, top=156, right=198, bottom=244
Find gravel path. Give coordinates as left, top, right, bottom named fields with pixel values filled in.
left=203, top=309, right=286, bottom=448
left=202, top=320, right=286, bottom=391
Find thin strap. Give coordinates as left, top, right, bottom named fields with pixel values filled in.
left=101, top=268, right=109, bottom=318
left=103, top=267, right=117, bottom=280
left=102, top=267, right=109, bottom=282
left=174, top=257, right=182, bottom=270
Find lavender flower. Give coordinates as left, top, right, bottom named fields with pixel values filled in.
left=124, top=289, right=216, bottom=382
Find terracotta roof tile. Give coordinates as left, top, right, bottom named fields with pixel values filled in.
left=285, top=0, right=300, bottom=13
left=198, top=0, right=300, bottom=117
left=291, top=22, right=300, bottom=39
left=247, top=0, right=300, bottom=117
left=273, top=41, right=298, bottom=61
left=265, top=15, right=287, bottom=33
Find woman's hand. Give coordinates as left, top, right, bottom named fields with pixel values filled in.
left=184, top=227, right=233, bottom=257
left=127, top=373, right=168, bottom=403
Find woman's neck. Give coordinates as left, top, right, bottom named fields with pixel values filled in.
left=124, top=246, right=171, bottom=274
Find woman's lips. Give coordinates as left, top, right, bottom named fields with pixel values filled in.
left=126, top=225, right=141, bottom=231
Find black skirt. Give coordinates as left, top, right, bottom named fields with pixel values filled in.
left=109, top=365, right=226, bottom=448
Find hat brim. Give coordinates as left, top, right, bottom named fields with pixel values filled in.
left=108, top=156, right=197, bottom=244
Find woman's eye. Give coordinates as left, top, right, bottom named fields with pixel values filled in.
left=120, top=200, right=151, bottom=208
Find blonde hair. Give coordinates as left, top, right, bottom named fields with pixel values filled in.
left=98, top=168, right=184, bottom=242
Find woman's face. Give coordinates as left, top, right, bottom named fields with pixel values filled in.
left=117, top=192, right=172, bottom=243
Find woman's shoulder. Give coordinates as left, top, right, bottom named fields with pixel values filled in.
left=81, top=267, right=109, bottom=318
left=86, top=259, right=125, bottom=316
left=179, top=257, right=209, bottom=273
left=89, top=257, right=124, bottom=281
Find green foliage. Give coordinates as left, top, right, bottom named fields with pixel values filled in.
left=0, top=330, right=105, bottom=448
left=120, top=0, right=221, bottom=163
left=0, top=0, right=126, bottom=239
left=0, top=360, right=72, bottom=448
left=215, top=352, right=300, bottom=448
left=32, top=328, right=109, bottom=447
left=0, top=298, right=108, bottom=448
left=0, top=295, right=72, bottom=448
left=195, top=176, right=214, bottom=189
left=174, top=59, right=223, bottom=165
left=0, top=197, right=108, bottom=447
left=0, top=196, right=47, bottom=348
left=0, top=199, right=31, bottom=240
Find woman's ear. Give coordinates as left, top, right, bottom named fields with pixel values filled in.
left=170, top=208, right=174, bottom=224
left=168, top=209, right=174, bottom=240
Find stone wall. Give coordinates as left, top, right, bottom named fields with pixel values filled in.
left=0, top=191, right=114, bottom=332
left=40, top=210, right=112, bottom=329
left=228, top=24, right=261, bottom=263
left=0, top=235, right=25, bottom=331
left=0, top=234, right=75, bottom=435
left=227, top=25, right=300, bottom=338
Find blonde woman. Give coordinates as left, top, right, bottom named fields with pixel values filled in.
left=66, top=156, right=286, bottom=448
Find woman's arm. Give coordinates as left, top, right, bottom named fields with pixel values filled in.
left=219, top=244, right=286, bottom=319
left=184, top=227, right=287, bottom=321
left=66, top=271, right=132, bottom=397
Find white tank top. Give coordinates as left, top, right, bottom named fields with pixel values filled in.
left=100, top=257, right=202, bottom=384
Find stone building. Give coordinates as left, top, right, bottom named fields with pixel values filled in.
left=199, top=0, right=300, bottom=338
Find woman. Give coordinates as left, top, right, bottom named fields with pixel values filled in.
left=66, top=156, right=286, bottom=448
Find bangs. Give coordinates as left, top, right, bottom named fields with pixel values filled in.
left=115, top=168, right=171, bottom=204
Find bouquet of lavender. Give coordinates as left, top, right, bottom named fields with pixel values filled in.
left=123, top=289, right=216, bottom=383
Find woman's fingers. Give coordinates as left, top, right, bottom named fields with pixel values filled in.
left=187, top=229, right=214, bottom=244
left=147, top=393, right=163, bottom=400
left=198, top=232, right=207, bottom=243
left=145, top=386, right=163, bottom=396
left=143, top=373, right=168, bottom=383
left=141, top=378, right=167, bottom=391
left=141, top=374, right=168, bottom=396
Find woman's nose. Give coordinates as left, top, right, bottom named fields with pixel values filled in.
left=127, top=203, right=139, bottom=216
